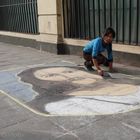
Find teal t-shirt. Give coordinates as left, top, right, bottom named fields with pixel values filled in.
left=83, top=37, right=113, bottom=62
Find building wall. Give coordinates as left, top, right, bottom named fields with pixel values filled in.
left=0, top=0, right=139, bottom=66
left=37, top=0, right=62, bottom=43
left=0, top=0, right=63, bottom=53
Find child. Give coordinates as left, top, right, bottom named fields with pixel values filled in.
left=83, top=27, right=115, bottom=76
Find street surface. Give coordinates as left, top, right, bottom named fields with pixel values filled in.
left=0, top=42, right=140, bottom=140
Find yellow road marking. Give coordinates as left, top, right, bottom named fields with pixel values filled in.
left=0, top=90, right=98, bottom=117
left=1, top=90, right=140, bottom=117
left=0, top=90, right=52, bottom=117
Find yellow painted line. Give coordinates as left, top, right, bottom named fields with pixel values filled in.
left=0, top=90, right=98, bottom=117
left=0, top=90, right=52, bottom=117
left=1, top=90, right=140, bottom=117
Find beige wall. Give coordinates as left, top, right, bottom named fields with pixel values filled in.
left=37, top=0, right=62, bottom=43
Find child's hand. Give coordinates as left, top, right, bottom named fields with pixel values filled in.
left=97, top=69, right=104, bottom=76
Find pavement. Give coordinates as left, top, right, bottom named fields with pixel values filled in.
left=0, top=42, right=140, bottom=140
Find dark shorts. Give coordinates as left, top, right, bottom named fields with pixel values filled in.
left=83, top=51, right=109, bottom=66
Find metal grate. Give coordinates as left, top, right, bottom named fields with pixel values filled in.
left=0, top=0, right=38, bottom=34
left=63, top=0, right=140, bottom=45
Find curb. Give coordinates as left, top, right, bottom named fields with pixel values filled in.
left=113, top=63, right=140, bottom=75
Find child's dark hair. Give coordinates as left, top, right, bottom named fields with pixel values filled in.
left=102, top=27, right=115, bottom=38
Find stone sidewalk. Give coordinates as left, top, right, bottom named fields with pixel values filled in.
left=0, top=42, right=140, bottom=116
left=0, top=42, right=140, bottom=139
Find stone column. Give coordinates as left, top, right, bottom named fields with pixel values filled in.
left=37, top=0, right=63, bottom=53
